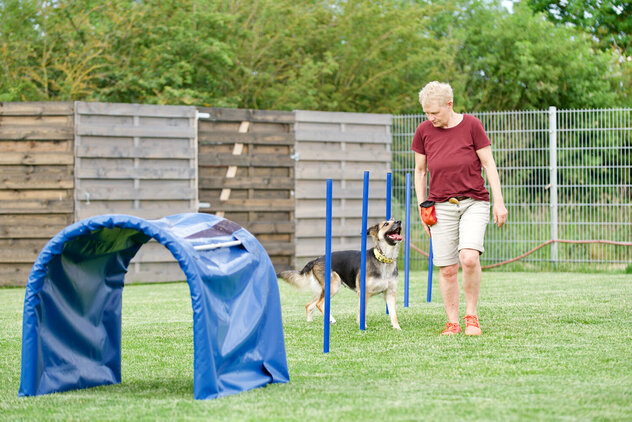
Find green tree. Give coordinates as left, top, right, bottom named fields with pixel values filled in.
left=0, top=0, right=235, bottom=104
left=0, top=0, right=50, bottom=101
left=452, top=1, right=623, bottom=110
left=208, top=0, right=450, bottom=113
left=524, top=0, right=632, bottom=106
left=92, top=0, right=234, bottom=105
left=525, top=0, right=632, bottom=55
left=1, top=0, right=629, bottom=111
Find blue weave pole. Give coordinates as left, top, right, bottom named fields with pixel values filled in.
left=324, top=179, right=332, bottom=353
left=386, top=172, right=392, bottom=220
left=404, top=173, right=411, bottom=308
left=427, top=237, right=433, bottom=303
left=360, top=171, right=369, bottom=331
left=386, top=172, right=392, bottom=314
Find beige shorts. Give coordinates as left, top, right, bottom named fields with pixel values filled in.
left=429, top=198, right=490, bottom=266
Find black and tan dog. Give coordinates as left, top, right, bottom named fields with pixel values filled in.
left=278, top=219, right=403, bottom=330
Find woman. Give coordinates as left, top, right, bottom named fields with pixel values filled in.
left=411, top=81, right=508, bottom=335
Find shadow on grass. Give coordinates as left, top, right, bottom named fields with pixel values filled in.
left=75, top=376, right=195, bottom=400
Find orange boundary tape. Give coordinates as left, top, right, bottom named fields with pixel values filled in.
left=410, top=239, right=632, bottom=269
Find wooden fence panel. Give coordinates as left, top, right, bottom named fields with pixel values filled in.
left=1, top=102, right=394, bottom=286
left=197, top=107, right=295, bottom=272
left=294, top=110, right=393, bottom=267
left=74, top=102, right=198, bottom=283
left=0, top=102, right=75, bottom=286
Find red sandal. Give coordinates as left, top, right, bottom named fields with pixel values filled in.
left=441, top=322, right=461, bottom=335
left=464, top=315, right=482, bottom=336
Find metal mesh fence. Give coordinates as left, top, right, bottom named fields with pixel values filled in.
left=392, top=107, right=632, bottom=269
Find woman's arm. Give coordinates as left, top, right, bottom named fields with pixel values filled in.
left=476, top=146, right=508, bottom=227
left=414, top=152, right=431, bottom=236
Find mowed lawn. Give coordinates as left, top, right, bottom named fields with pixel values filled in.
left=1, top=271, right=631, bottom=421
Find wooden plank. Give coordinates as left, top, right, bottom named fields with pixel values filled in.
left=297, top=240, right=364, bottom=258
left=0, top=125, right=74, bottom=140
left=0, top=102, right=73, bottom=116
left=211, top=190, right=291, bottom=200
left=0, top=152, right=74, bottom=165
left=294, top=130, right=391, bottom=143
left=75, top=208, right=188, bottom=221
left=0, top=212, right=72, bottom=226
left=296, top=166, right=391, bottom=181
left=198, top=107, right=294, bottom=124
left=198, top=153, right=294, bottom=167
left=295, top=110, right=392, bottom=125
left=296, top=222, right=369, bottom=238
left=295, top=205, right=386, bottom=219
left=0, top=189, right=70, bottom=200
left=203, top=198, right=294, bottom=212
left=252, top=233, right=292, bottom=243
left=75, top=186, right=196, bottom=201
left=132, top=243, right=178, bottom=262
left=76, top=102, right=197, bottom=118
left=271, top=262, right=292, bottom=273
left=294, top=148, right=389, bottom=162
left=1, top=177, right=73, bottom=190
left=200, top=144, right=293, bottom=157
left=0, top=223, right=66, bottom=239
left=76, top=166, right=195, bottom=180
left=0, top=199, right=74, bottom=214
left=1, top=166, right=74, bottom=189
left=259, top=241, right=295, bottom=256
left=0, top=139, right=72, bottom=153
left=244, top=221, right=295, bottom=235
left=0, top=239, right=48, bottom=262
left=0, top=263, right=33, bottom=287
left=199, top=176, right=294, bottom=190
left=76, top=144, right=194, bottom=159
left=124, top=263, right=187, bottom=284
left=0, top=115, right=72, bottom=127
left=198, top=132, right=294, bottom=146
left=296, top=185, right=386, bottom=200
left=76, top=124, right=196, bottom=139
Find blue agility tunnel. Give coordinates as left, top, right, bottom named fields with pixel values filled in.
left=18, top=213, right=289, bottom=400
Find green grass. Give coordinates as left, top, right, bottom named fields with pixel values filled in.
left=1, top=272, right=631, bottom=421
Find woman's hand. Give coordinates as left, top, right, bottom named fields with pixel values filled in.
left=493, top=203, right=508, bottom=228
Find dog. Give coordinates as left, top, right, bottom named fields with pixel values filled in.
left=277, top=219, right=403, bottom=330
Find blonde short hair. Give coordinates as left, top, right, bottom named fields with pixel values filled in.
left=418, top=81, right=453, bottom=107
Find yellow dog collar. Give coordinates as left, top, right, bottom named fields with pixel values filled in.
left=373, top=248, right=395, bottom=264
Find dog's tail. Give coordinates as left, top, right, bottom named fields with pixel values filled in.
left=276, top=259, right=318, bottom=291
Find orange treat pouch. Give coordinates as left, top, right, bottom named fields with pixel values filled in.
left=420, top=200, right=437, bottom=226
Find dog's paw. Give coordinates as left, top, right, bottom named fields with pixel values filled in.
left=330, top=316, right=337, bottom=324
left=392, top=325, right=402, bottom=330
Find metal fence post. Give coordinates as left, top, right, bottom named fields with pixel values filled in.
left=548, top=106, right=558, bottom=264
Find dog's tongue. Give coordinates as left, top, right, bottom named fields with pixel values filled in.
left=388, top=233, right=403, bottom=241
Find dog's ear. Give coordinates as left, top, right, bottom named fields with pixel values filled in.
left=367, top=223, right=380, bottom=241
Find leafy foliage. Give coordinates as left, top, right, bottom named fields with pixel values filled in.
left=525, top=0, right=632, bottom=55
left=524, top=0, right=632, bottom=106
left=0, top=0, right=630, bottom=111
left=452, top=2, right=623, bottom=110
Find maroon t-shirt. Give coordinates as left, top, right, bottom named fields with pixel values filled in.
left=411, top=114, right=491, bottom=202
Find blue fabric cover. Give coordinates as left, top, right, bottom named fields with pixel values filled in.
left=19, top=213, right=289, bottom=400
